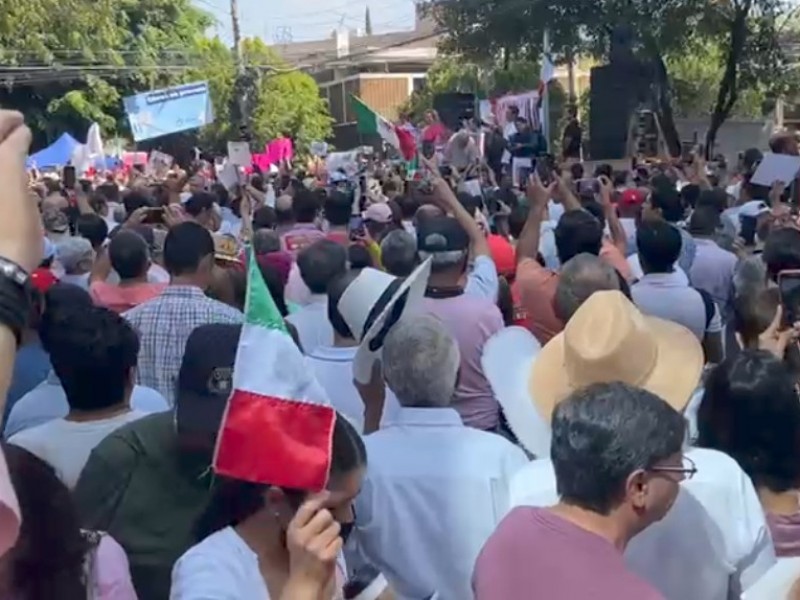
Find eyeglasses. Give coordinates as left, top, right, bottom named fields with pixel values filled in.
left=648, top=455, right=697, bottom=481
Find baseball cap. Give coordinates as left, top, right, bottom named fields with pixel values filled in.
left=487, top=234, right=516, bottom=277
left=175, top=324, right=242, bottom=436
left=42, top=207, right=69, bottom=235
left=363, top=202, right=393, bottom=224
left=56, top=237, right=93, bottom=273
left=619, top=188, right=645, bottom=207
left=417, top=216, right=470, bottom=253
left=31, top=268, right=59, bottom=293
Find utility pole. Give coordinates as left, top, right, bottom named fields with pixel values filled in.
left=230, top=0, right=249, bottom=134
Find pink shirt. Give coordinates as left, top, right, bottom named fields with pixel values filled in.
left=766, top=509, right=800, bottom=557
left=92, top=535, right=139, bottom=599
left=91, top=281, right=167, bottom=314
left=421, top=294, right=504, bottom=430
left=474, top=507, right=665, bottom=600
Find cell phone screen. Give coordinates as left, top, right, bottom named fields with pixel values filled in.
left=349, top=216, right=365, bottom=240
left=740, top=215, right=757, bottom=246
left=779, top=271, right=800, bottom=324
left=142, top=207, right=165, bottom=225
left=63, top=166, right=76, bottom=190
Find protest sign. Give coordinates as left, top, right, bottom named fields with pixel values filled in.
left=227, top=141, right=252, bottom=167
left=124, top=81, right=214, bottom=142
left=310, top=141, right=329, bottom=157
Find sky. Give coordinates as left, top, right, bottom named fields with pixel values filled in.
left=196, top=0, right=418, bottom=44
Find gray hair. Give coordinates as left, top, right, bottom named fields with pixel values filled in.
left=382, top=315, right=460, bottom=408
left=418, top=249, right=467, bottom=272
left=555, top=253, right=620, bottom=322
left=380, top=230, right=418, bottom=277
left=252, top=229, right=281, bottom=255
left=552, top=382, right=686, bottom=515
left=56, top=237, right=94, bottom=274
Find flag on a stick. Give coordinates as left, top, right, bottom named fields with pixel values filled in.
left=213, top=249, right=335, bottom=490
left=351, top=95, right=417, bottom=161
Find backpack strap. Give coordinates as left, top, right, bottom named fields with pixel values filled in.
left=692, top=287, right=715, bottom=329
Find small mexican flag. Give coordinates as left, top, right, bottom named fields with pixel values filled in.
left=213, top=249, right=335, bottom=490
left=351, top=95, right=417, bottom=161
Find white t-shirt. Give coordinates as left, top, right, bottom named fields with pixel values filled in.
left=285, top=295, right=333, bottom=355
left=171, top=527, right=269, bottom=599
left=4, top=373, right=168, bottom=438
left=8, top=410, right=146, bottom=488
left=171, top=526, right=347, bottom=599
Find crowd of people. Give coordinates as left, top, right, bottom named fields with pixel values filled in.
left=2, top=102, right=800, bottom=599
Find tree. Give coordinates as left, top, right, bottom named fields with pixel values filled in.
left=0, top=1, right=332, bottom=159
left=427, top=0, right=789, bottom=157
left=667, top=37, right=765, bottom=119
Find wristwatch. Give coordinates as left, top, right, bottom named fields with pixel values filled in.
left=0, top=256, right=32, bottom=345
left=0, top=257, right=30, bottom=288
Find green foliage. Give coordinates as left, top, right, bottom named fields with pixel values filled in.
left=429, top=0, right=794, bottom=154
left=0, top=0, right=332, bottom=155
left=667, top=37, right=766, bottom=119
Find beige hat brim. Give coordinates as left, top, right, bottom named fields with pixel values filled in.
left=529, top=315, right=704, bottom=423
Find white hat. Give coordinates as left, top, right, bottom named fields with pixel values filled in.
left=482, top=326, right=548, bottom=457
left=337, top=258, right=432, bottom=384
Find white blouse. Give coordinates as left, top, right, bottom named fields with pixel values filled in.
left=171, top=526, right=347, bottom=600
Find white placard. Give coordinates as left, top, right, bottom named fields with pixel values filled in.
left=227, top=141, right=252, bottom=167
left=147, top=150, right=173, bottom=176
left=749, top=152, right=800, bottom=187
left=218, top=161, right=240, bottom=191
left=458, top=178, right=483, bottom=197
left=310, top=141, right=328, bottom=157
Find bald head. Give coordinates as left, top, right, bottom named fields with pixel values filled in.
left=414, top=204, right=444, bottom=227
left=555, top=254, right=621, bottom=322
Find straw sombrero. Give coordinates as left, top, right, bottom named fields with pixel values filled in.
left=530, top=290, right=704, bottom=423
left=483, top=291, right=704, bottom=456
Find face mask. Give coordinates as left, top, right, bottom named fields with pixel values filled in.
left=339, top=521, right=354, bottom=544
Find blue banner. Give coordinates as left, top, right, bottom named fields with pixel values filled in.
left=123, top=81, right=214, bottom=142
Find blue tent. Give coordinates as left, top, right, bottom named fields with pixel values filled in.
left=26, top=133, right=79, bottom=169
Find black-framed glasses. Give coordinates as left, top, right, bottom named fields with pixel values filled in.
left=648, top=455, right=697, bottom=481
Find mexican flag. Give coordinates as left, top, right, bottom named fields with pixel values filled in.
left=213, top=248, right=335, bottom=490
left=351, top=95, right=417, bottom=161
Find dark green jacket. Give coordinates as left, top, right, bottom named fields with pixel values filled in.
left=73, top=412, right=213, bottom=600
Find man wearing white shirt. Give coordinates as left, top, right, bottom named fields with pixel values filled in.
left=485, top=292, right=775, bottom=600
left=350, top=315, right=527, bottom=599
left=307, top=271, right=401, bottom=434
left=285, top=240, right=347, bottom=354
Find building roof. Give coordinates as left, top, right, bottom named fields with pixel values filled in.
left=273, top=14, right=439, bottom=69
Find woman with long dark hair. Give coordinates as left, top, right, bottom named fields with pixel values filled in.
left=0, top=444, right=137, bottom=599
left=697, top=350, right=800, bottom=557
left=171, top=414, right=367, bottom=599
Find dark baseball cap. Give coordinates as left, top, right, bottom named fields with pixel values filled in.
left=417, top=216, right=469, bottom=253
left=175, top=324, right=242, bottom=436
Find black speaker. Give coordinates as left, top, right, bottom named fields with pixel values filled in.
left=589, top=64, right=654, bottom=160
left=433, top=93, right=476, bottom=131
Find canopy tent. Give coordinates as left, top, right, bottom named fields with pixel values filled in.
left=26, top=133, right=79, bottom=169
